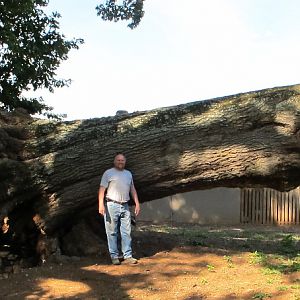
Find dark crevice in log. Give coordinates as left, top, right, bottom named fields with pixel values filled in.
left=251, top=121, right=288, bottom=130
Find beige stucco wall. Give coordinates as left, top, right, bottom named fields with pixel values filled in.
left=138, top=188, right=240, bottom=224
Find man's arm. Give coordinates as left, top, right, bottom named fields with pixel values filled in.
left=130, top=184, right=140, bottom=216
left=98, top=186, right=106, bottom=215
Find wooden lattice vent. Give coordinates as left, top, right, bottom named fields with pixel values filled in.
left=240, top=187, right=300, bottom=225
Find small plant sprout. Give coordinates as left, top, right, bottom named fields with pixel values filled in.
left=207, top=264, right=215, bottom=271
left=223, top=255, right=232, bottom=263
left=252, top=292, right=272, bottom=299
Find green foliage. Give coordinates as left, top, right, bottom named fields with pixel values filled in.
left=223, top=255, right=233, bottom=263
left=249, top=251, right=267, bottom=265
left=0, top=0, right=83, bottom=116
left=206, top=264, right=215, bottom=271
left=279, top=234, right=298, bottom=255
left=96, top=0, right=145, bottom=29
left=223, top=255, right=234, bottom=268
left=277, top=286, right=289, bottom=291
left=249, top=250, right=300, bottom=275
left=252, top=292, right=272, bottom=299
left=262, top=267, right=281, bottom=275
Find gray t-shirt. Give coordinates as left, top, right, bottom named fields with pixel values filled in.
left=100, top=168, right=133, bottom=203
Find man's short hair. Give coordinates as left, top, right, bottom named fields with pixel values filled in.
left=115, top=152, right=126, bottom=159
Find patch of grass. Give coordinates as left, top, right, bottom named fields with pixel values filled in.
left=187, top=239, right=207, bottom=246
left=266, top=277, right=281, bottom=284
left=291, top=285, right=300, bottom=290
left=288, top=261, right=300, bottom=273
left=200, top=278, right=208, bottom=285
left=137, top=225, right=300, bottom=277
left=263, top=259, right=300, bottom=274
left=223, top=255, right=234, bottom=268
left=223, top=255, right=232, bottom=263
left=262, top=267, right=281, bottom=275
left=252, top=292, right=272, bottom=299
left=138, top=225, right=300, bottom=256
left=241, top=243, right=251, bottom=250
left=277, top=286, right=289, bottom=291
left=279, top=234, right=298, bottom=255
left=249, top=251, right=267, bottom=265
left=252, top=233, right=267, bottom=240
left=206, top=264, right=215, bottom=272
left=249, top=249, right=300, bottom=275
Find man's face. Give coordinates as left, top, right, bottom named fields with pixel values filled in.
left=114, top=154, right=126, bottom=170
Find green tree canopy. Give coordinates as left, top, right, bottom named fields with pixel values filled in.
left=0, top=0, right=144, bottom=117
left=96, top=0, right=145, bottom=29
left=0, top=0, right=83, bottom=117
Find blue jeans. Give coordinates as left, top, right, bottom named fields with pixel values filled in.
left=104, top=201, right=132, bottom=259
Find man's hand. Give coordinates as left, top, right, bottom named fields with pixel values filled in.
left=134, top=202, right=140, bottom=216
left=99, top=205, right=105, bottom=216
left=98, top=186, right=106, bottom=216
left=130, top=184, right=140, bottom=216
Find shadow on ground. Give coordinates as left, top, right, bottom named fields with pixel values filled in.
left=0, top=224, right=300, bottom=299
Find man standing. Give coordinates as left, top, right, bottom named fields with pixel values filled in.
left=98, top=153, right=140, bottom=265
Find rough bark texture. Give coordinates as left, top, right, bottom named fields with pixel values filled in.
left=1, top=84, right=300, bottom=233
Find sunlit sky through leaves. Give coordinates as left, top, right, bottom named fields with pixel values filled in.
left=29, top=0, right=300, bottom=120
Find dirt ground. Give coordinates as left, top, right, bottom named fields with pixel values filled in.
left=0, top=224, right=299, bottom=300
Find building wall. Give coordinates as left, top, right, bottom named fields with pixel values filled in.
left=138, top=188, right=240, bottom=224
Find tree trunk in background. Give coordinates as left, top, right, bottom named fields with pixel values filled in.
left=1, top=84, right=300, bottom=233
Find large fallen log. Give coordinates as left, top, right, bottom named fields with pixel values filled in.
left=1, top=84, right=300, bottom=233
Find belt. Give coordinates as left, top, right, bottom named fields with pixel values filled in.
left=106, top=198, right=128, bottom=205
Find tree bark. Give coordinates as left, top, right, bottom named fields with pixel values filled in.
left=1, top=84, right=300, bottom=232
